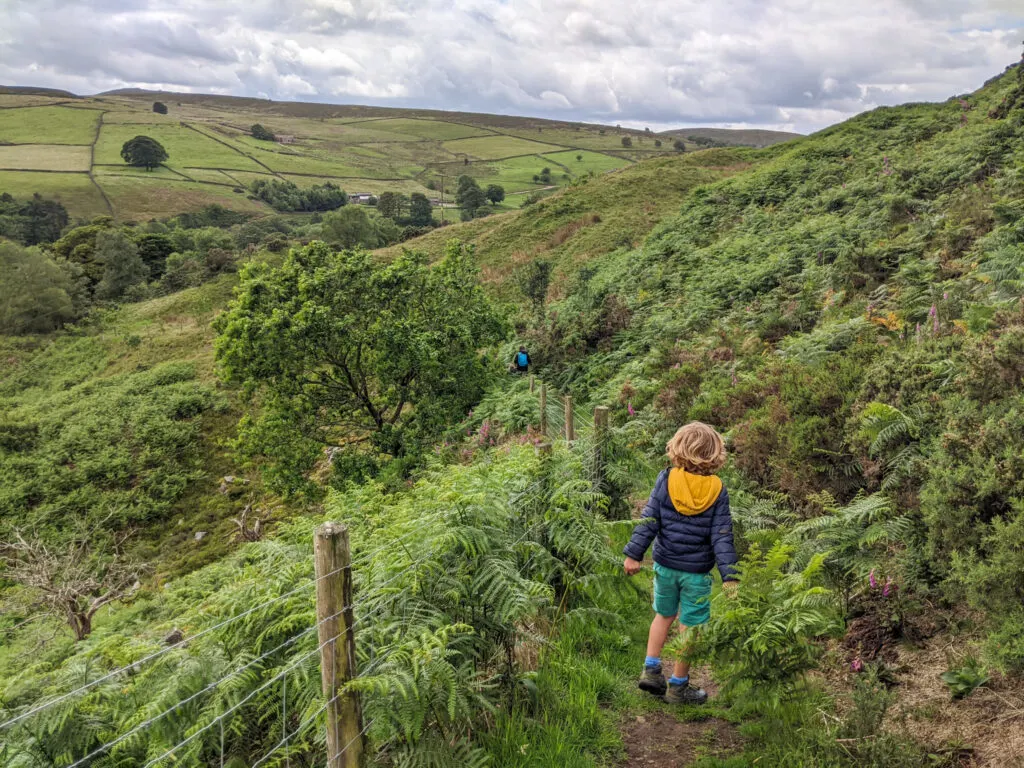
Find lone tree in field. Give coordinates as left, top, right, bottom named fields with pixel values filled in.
left=214, top=241, right=504, bottom=491
left=120, top=135, right=168, bottom=171
left=152, top=101, right=168, bottom=114
left=621, top=136, right=633, bottom=148
left=251, top=123, right=276, bottom=141
left=673, top=139, right=686, bottom=152
left=485, top=184, right=505, bottom=205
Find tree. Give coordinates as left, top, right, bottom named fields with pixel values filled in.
left=94, top=229, right=147, bottom=300
left=456, top=175, right=487, bottom=220
left=152, top=101, right=168, bottom=114
left=0, top=530, right=146, bottom=641
left=251, top=123, right=276, bottom=141
left=654, top=139, right=662, bottom=148
left=621, top=136, right=633, bottom=147
left=0, top=241, right=77, bottom=333
left=485, top=184, right=505, bottom=205
left=321, top=205, right=378, bottom=249
left=377, top=191, right=404, bottom=220
left=673, top=139, right=686, bottom=152
left=136, top=233, right=174, bottom=278
left=538, top=167, right=552, bottom=184
left=576, top=154, right=583, bottom=161
left=426, top=180, right=437, bottom=191
left=408, top=193, right=433, bottom=226
left=120, top=135, right=168, bottom=170
left=516, top=258, right=553, bottom=314
left=0, top=192, right=69, bottom=245
left=214, top=241, right=505, bottom=490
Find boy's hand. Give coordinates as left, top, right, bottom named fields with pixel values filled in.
left=623, top=557, right=642, bottom=576
left=722, top=580, right=739, bottom=597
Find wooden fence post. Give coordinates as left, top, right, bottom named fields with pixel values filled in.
left=593, top=406, right=609, bottom=488
left=539, top=382, right=548, bottom=436
left=315, top=523, right=363, bottom=768
left=529, top=374, right=535, bottom=394
left=564, top=395, right=575, bottom=442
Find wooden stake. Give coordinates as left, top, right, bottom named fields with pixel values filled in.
left=593, top=406, right=609, bottom=488
left=529, top=374, right=535, bottom=394
left=315, top=523, right=363, bottom=768
left=564, top=395, right=575, bottom=442
left=539, top=382, right=548, bottom=436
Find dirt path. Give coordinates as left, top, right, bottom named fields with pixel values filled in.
left=618, top=668, right=742, bottom=767
left=619, top=712, right=740, bottom=767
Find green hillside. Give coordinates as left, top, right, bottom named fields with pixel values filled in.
left=3, top=58, right=1024, bottom=767
left=0, top=89, right=686, bottom=221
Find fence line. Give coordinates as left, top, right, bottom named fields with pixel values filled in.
left=4, top=378, right=618, bottom=767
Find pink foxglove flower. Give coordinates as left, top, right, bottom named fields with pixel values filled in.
left=851, top=658, right=864, bottom=673
left=627, top=402, right=636, bottom=417
left=869, top=569, right=878, bottom=589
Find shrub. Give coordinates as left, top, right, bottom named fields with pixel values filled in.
left=682, top=543, right=840, bottom=706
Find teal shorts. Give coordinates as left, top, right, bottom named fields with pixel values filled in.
left=652, top=563, right=712, bottom=626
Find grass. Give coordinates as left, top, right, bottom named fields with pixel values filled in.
left=0, top=170, right=108, bottom=218
left=0, top=144, right=91, bottom=171
left=94, top=123, right=264, bottom=171
left=281, top=175, right=432, bottom=195
left=443, top=135, right=565, bottom=160
left=382, top=148, right=751, bottom=290
left=543, top=149, right=630, bottom=176
left=0, top=106, right=100, bottom=145
left=95, top=174, right=268, bottom=220
left=0, top=92, right=732, bottom=220
left=363, top=117, right=492, bottom=141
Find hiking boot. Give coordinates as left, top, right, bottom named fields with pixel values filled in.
left=663, top=681, right=708, bottom=705
left=638, top=664, right=667, bottom=696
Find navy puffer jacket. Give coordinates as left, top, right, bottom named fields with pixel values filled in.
left=623, top=469, right=738, bottom=581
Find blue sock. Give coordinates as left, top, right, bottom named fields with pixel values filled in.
left=668, top=675, right=689, bottom=686
left=644, top=656, right=661, bottom=668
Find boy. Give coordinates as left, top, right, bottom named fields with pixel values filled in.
left=512, top=346, right=530, bottom=374
left=623, top=421, right=738, bottom=704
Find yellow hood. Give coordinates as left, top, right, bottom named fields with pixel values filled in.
left=667, top=468, right=722, bottom=516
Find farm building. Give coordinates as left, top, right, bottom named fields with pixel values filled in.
left=276, top=135, right=296, bottom=144
left=350, top=192, right=375, bottom=204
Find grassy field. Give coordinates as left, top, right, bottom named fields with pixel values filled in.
left=0, top=169, right=108, bottom=217
left=95, top=174, right=266, bottom=220
left=0, top=88, right=796, bottom=220
left=0, top=144, right=91, bottom=171
left=443, top=134, right=563, bottom=159
left=0, top=105, right=101, bottom=144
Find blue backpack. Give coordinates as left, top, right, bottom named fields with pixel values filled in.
left=516, top=351, right=528, bottom=368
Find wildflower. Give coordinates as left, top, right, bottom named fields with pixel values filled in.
left=672, top=363, right=680, bottom=369
left=731, top=373, right=739, bottom=386
left=928, top=304, right=937, bottom=317
left=943, top=291, right=948, bottom=300
left=883, top=577, right=897, bottom=598
left=851, top=658, right=864, bottom=673
left=627, top=402, right=636, bottom=417
left=869, top=569, right=877, bottom=589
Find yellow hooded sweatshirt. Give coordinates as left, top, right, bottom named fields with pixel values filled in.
left=667, top=468, right=723, bottom=516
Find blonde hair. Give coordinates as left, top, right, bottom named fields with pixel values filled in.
left=666, top=422, right=726, bottom=475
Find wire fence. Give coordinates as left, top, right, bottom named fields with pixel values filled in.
left=0, top=389, right=604, bottom=767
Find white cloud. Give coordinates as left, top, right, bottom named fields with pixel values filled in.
left=0, top=0, right=1020, bottom=133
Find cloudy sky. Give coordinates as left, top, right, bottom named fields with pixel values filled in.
left=0, top=0, right=1021, bottom=134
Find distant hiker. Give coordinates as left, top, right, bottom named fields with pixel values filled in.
left=512, top=346, right=530, bottom=374
left=623, top=422, right=738, bottom=705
